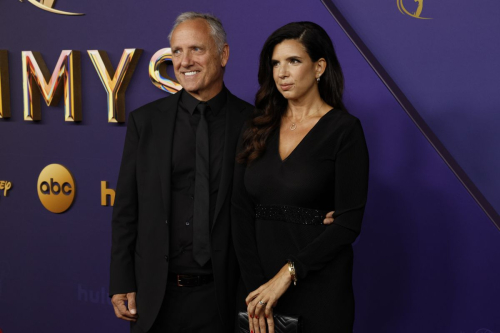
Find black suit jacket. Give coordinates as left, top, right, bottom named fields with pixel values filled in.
left=110, top=89, right=252, bottom=332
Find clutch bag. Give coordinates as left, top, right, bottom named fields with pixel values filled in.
left=238, top=311, right=302, bottom=333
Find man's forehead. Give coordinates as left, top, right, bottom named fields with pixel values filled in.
left=171, top=19, right=211, bottom=43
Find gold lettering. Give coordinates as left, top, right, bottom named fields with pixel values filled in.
left=22, top=50, right=82, bottom=121
left=0, top=181, right=12, bottom=196
left=101, top=181, right=115, bottom=206
left=88, top=49, right=143, bottom=123
left=397, top=0, right=431, bottom=19
left=4, top=181, right=11, bottom=196
left=24, top=0, right=85, bottom=16
left=149, top=48, right=182, bottom=94
left=0, top=50, right=11, bottom=119
left=40, top=0, right=55, bottom=7
left=37, top=164, right=75, bottom=213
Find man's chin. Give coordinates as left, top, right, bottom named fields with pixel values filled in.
left=183, top=88, right=201, bottom=98
left=179, top=82, right=198, bottom=92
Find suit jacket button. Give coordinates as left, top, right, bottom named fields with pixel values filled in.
left=164, top=255, right=169, bottom=262
left=165, top=220, right=168, bottom=224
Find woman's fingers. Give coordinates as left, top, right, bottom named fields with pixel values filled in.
left=265, top=301, right=274, bottom=317
left=259, top=315, right=267, bottom=333
left=254, top=297, right=269, bottom=319
left=253, top=315, right=261, bottom=333
left=246, top=290, right=261, bottom=317
left=247, top=300, right=257, bottom=319
left=246, top=289, right=260, bottom=305
left=323, top=210, right=335, bottom=224
left=266, top=310, right=275, bottom=333
left=248, top=311, right=255, bottom=333
left=255, top=299, right=264, bottom=317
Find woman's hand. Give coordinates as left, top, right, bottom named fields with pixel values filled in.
left=323, top=210, right=335, bottom=224
left=246, top=264, right=292, bottom=333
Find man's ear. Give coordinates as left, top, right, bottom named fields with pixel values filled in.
left=221, top=44, right=229, bottom=68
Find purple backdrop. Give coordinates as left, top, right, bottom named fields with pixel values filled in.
left=331, top=0, right=500, bottom=219
left=0, top=0, right=499, bottom=332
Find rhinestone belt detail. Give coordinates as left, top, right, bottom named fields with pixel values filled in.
left=255, top=204, right=329, bottom=225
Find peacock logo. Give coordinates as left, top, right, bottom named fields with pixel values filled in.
left=397, top=0, right=432, bottom=20
left=19, top=0, right=84, bottom=16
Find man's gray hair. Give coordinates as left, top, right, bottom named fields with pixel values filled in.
left=168, top=12, right=227, bottom=54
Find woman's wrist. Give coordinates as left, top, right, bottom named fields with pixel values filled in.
left=287, top=260, right=298, bottom=286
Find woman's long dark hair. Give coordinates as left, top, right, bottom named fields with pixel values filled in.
left=237, top=21, right=346, bottom=164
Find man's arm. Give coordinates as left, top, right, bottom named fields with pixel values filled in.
left=110, top=112, right=140, bottom=321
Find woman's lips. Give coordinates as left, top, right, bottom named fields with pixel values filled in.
left=280, top=84, right=293, bottom=91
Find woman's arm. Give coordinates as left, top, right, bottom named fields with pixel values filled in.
left=289, top=118, right=369, bottom=279
left=231, top=132, right=268, bottom=294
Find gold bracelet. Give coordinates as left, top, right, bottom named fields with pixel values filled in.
left=287, top=260, right=297, bottom=286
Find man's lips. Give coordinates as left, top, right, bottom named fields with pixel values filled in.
left=182, top=70, right=200, bottom=76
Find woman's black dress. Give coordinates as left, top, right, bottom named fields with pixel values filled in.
left=231, top=109, right=369, bottom=332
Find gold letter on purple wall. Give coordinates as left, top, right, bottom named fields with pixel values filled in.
left=0, top=50, right=11, bottom=119
left=149, top=48, right=182, bottom=94
left=88, top=49, right=142, bottom=123
left=22, top=50, right=82, bottom=121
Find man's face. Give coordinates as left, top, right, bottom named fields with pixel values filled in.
left=170, top=19, right=229, bottom=101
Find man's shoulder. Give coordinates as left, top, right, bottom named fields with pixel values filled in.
left=226, top=90, right=254, bottom=114
left=129, top=93, right=179, bottom=120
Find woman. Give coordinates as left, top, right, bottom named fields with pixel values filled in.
left=231, top=21, right=369, bottom=333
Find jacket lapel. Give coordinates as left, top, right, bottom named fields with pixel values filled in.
left=212, top=91, right=249, bottom=228
left=152, top=92, right=181, bottom=216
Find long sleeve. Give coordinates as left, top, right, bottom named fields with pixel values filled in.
left=109, top=112, right=139, bottom=295
left=231, top=135, right=268, bottom=293
left=289, top=119, right=369, bottom=280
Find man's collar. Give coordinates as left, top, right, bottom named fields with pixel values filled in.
left=180, top=86, right=228, bottom=116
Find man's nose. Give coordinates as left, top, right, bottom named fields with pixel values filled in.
left=180, top=52, right=194, bottom=67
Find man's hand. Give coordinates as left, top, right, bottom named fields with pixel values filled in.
left=323, top=211, right=335, bottom=224
left=111, top=292, right=138, bottom=322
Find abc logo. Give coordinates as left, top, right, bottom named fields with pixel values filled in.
left=37, top=164, right=76, bottom=213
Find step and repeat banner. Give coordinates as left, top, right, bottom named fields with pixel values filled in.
left=1, top=0, right=499, bottom=332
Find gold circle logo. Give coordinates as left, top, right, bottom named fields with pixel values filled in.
left=37, top=164, right=76, bottom=213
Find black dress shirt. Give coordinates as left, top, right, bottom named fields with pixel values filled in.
left=169, top=88, right=227, bottom=274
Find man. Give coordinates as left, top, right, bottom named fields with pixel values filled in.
left=109, top=12, right=252, bottom=333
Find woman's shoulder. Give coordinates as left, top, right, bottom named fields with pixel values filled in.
left=323, top=108, right=362, bottom=132
left=319, top=109, right=366, bottom=157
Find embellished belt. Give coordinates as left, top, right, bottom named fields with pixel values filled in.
left=255, top=204, right=329, bottom=225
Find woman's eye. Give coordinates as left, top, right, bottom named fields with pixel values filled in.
left=272, top=62, right=279, bottom=67
left=290, top=59, right=300, bottom=64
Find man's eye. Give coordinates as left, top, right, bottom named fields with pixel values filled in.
left=173, top=49, right=181, bottom=55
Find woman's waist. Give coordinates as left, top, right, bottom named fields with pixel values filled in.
left=255, top=204, right=330, bottom=225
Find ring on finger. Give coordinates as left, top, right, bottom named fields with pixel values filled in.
left=259, top=300, right=267, bottom=305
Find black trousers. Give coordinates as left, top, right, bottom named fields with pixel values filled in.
left=131, top=281, right=224, bottom=333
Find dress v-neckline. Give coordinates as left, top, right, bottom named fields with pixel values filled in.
left=278, top=109, right=333, bottom=162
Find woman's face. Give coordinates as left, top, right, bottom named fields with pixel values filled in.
left=271, top=39, right=323, bottom=102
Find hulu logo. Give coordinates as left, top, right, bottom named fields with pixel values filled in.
left=77, top=284, right=112, bottom=306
